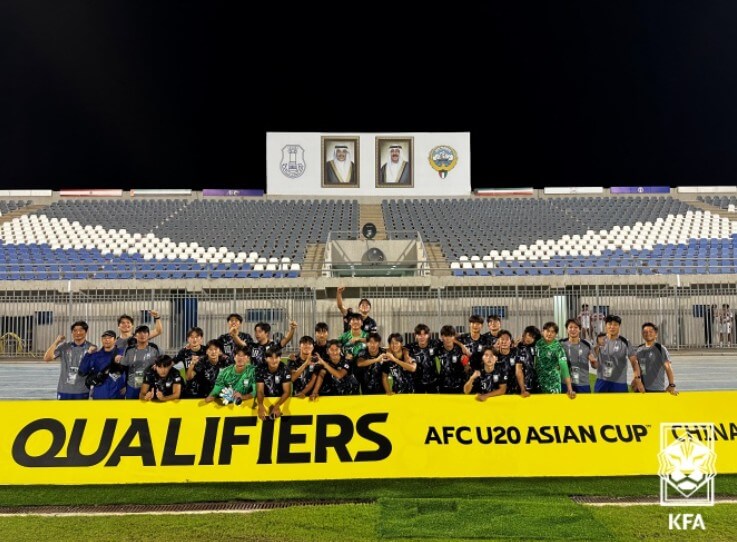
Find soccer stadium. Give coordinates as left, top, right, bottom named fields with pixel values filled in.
left=0, top=184, right=736, bottom=539
left=2, top=3, right=737, bottom=541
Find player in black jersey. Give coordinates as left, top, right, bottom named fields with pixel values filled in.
left=408, top=324, right=441, bottom=393
left=336, top=286, right=378, bottom=333
left=356, top=333, right=386, bottom=395
left=140, top=355, right=182, bottom=401
left=382, top=333, right=416, bottom=394
left=251, top=320, right=297, bottom=366
left=515, top=325, right=541, bottom=397
left=458, top=315, right=490, bottom=371
left=437, top=325, right=472, bottom=394
left=289, top=336, right=319, bottom=398
left=464, top=346, right=508, bottom=400
left=482, top=315, right=503, bottom=348
left=173, top=326, right=205, bottom=374
left=313, top=322, right=330, bottom=360
left=218, top=313, right=254, bottom=362
left=256, top=348, right=291, bottom=420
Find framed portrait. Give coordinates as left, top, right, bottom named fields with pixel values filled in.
left=376, top=136, right=414, bottom=188
left=322, top=136, right=360, bottom=187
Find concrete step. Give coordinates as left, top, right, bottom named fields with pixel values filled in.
left=301, top=244, right=325, bottom=278
left=358, top=203, right=387, bottom=240
left=688, top=200, right=737, bottom=221
left=426, top=242, right=451, bottom=276
left=0, top=204, right=48, bottom=225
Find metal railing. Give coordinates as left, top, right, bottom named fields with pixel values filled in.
left=323, top=230, right=429, bottom=278
left=1, top=281, right=736, bottom=357
left=455, top=257, right=737, bottom=276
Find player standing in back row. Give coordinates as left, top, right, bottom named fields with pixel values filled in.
left=636, top=322, right=677, bottom=395
left=560, top=318, right=595, bottom=393
left=592, top=315, right=644, bottom=393
left=337, top=286, right=377, bottom=333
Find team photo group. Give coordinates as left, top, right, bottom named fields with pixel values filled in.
left=45, top=285, right=678, bottom=420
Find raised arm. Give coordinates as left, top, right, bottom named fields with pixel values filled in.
left=357, top=352, right=384, bottom=368
left=389, top=349, right=416, bottom=372
left=44, top=335, right=65, bottom=362
left=453, top=338, right=472, bottom=357
left=149, top=310, right=163, bottom=339
left=185, top=355, right=200, bottom=381
left=280, top=320, right=298, bottom=348
left=336, top=286, right=348, bottom=317
left=464, top=370, right=480, bottom=395
left=317, top=359, right=347, bottom=380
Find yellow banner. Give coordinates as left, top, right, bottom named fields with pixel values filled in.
left=1, top=392, right=736, bottom=484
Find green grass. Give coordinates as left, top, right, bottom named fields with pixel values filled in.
left=0, top=504, right=378, bottom=542
left=591, top=504, right=737, bottom=541
left=1, top=477, right=736, bottom=540
left=1, top=476, right=736, bottom=506
left=379, top=496, right=613, bottom=540
left=1, top=500, right=735, bottom=541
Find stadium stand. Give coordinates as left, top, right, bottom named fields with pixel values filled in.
left=0, top=199, right=358, bottom=279
left=699, top=195, right=737, bottom=212
left=0, top=200, right=33, bottom=216
left=2, top=195, right=737, bottom=279
left=382, top=196, right=737, bottom=276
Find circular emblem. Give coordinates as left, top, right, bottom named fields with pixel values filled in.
left=428, top=145, right=458, bottom=179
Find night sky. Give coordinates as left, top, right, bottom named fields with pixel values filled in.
left=2, top=1, right=737, bottom=190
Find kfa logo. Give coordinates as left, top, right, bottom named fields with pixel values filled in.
left=280, top=145, right=306, bottom=179
left=658, top=422, right=716, bottom=507
left=668, top=513, right=706, bottom=531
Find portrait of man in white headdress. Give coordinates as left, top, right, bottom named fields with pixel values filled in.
left=322, top=137, right=359, bottom=187
left=377, top=137, right=413, bottom=187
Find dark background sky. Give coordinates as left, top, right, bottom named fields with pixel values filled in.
left=1, top=1, right=736, bottom=190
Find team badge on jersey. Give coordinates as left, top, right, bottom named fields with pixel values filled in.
left=280, top=145, right=306, bottom=179
left=428, top=145, right=458, bottom=179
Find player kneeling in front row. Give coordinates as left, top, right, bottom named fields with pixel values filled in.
left=464, top=346, right=508, bottom=401
left=184, top=339, right=229, bottom=399
left=256, top=348, right=292, bottom=420
left=140, top=355, right=182, bottom=401
left=382, top=333, right=416, bottom=395
left=310, top=339, right=360, bottom=399
left=207, top=345, right=255, bottom=405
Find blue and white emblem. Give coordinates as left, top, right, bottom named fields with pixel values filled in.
left=428, top=145, right=458, bottom=179
left=281, top=145, right=306, bottom=179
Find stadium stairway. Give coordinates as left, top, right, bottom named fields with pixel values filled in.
left=359, top=204, right=387, bottom=239
left=426, top=243, right=451, bottom=276
left=300, top=244, right=325, bottom=278
left=690, top=198, right=737, bottom=221
left=0, top=204, right=48, bottom=226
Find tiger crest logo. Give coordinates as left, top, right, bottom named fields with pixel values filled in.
left=659, top=423, right=716, bottom=506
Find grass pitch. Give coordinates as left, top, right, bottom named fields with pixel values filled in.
left=1, top=476, right=736, bottom=541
